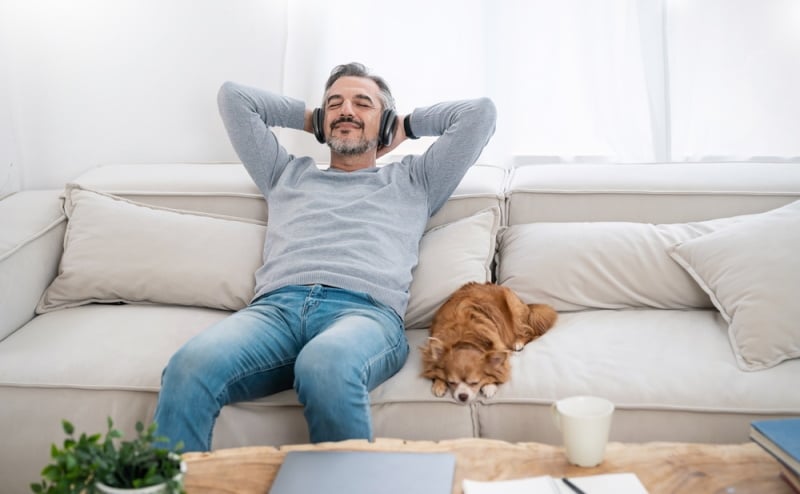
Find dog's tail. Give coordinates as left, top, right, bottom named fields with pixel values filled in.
left=526, top=304, right=558, bottom=337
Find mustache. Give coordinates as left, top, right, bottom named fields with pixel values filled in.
left=331, top=116, right=363, bottom=130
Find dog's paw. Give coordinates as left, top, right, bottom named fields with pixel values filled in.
left=432, top=380, right=448, bottom=398
left=512, top=340, right=525, bottom=351
left=481, top=383, right=498, bottom=398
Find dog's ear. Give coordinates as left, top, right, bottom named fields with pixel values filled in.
left=426, top=337, right=446, bottom=361
left=486, top=350, right=508, bottom=369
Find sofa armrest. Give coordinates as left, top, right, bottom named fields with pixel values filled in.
left=0, top=190, right=66, bottom=340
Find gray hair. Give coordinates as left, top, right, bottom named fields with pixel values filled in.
left=323, top=62, right=395, bottom=111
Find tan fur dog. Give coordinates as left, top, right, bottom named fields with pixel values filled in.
left=420, top=282, right=557, bottom=403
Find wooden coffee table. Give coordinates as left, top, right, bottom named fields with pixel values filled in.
left=182, top=438, right=792, bottom=494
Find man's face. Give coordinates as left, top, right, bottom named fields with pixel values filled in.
left=324, top=76, right=382, bottom=156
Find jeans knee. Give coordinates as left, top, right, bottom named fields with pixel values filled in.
left=161, top=344, right=214, bottom=395
left=294, top=352, right=363, bottom=399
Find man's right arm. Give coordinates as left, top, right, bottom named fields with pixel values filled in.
left=217, top=81, right=307, bottom=195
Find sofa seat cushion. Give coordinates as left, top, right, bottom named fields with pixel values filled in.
left=473, top=309, right=800, bottom=443
left=0, top=304, right=230, bottom=493
left=0, top=305, right=477, bottom=449
left=0, top=305, right=228, bottom=391
left=212, top=328, right=480, bottom=448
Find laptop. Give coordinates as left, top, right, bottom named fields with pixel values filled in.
left=268, top=450, right=456, bottom=494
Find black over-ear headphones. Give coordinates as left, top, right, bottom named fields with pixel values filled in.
left=312, top=107, right=398, bottom=147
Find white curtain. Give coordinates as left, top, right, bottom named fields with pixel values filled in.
left=280, top=0, right=491, bottom=163
left=668, top=0, right=800, bottom=161
left=280, top=0, right=800, bottom=167
left=489, top=0, right=661, bottom=163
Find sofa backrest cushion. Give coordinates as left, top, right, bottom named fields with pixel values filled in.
left=37, top=186, right=267, bottom=313
left=70, top=162, right=507, bottom=231
left=669, top=199, right=800, bottom=371
left=37, top=185, right=500, bottom=328
left=497, top=215, right=750, bottom=311
left=507, top=162, right=800, bottom=225
left=500, top=161, right=800, bottom=308
left=70, top=163, right=266, bottom=219
left=405, top=207, right=500, bottom=329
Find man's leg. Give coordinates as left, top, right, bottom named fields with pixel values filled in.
left=153, top=290, right=304, bottom=451
left=294, top=287, right=409, bottom=442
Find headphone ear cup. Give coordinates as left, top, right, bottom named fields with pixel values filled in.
left=379, top=109, right=398, bottom=147
left=312, top=108, right=326, bottom=143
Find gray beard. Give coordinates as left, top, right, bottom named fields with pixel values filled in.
left=328, top=135, right=378, bottom=156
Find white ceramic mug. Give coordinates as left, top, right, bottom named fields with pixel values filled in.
left=551, top=395, right=614, bottom=467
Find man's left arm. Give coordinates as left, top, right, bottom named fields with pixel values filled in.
left=405, top=98, right=497, bottom=216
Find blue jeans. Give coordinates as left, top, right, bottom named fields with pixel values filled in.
left=152, top=284, right=409, bottom=452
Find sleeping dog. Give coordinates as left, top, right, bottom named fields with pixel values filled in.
left=420, top=282, right=557, bottom=403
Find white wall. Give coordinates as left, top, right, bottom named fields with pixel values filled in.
left=0, top=2, right=20, bottom=197
left=2, top=0, right=288, bottom=190
left=0, top=73, right=20, bottom=198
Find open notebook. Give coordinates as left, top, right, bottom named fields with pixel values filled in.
left=268, top=450, right=456, bottom=494
left=463, top=473, right=649, bottom=494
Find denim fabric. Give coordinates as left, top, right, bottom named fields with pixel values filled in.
left=153, top=284, right=409, bottom=451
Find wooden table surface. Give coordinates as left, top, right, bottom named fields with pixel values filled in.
left=182, top=438, right=791, bottom=494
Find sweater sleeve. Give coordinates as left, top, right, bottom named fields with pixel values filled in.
left=406, top=97, right=497, bottom=216
left=217, top=81, right=306, bottom=196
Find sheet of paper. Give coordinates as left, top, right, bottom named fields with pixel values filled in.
left=554, top=473, right=649, bottom=494
left=463, top=473, right=649, bottom=494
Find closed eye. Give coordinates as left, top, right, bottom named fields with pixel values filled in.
left=353, top=94, right=375, bottom=107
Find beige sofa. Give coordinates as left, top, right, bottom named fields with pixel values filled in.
left=2, top=162, right=799, bottom=493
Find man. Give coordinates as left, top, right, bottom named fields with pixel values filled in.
left=153, top=63, right=496, bottom=451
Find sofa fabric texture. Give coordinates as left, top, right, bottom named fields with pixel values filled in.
left=2, top=162, right=800, bottom=494
left=668, top=199, right=800, bottom=370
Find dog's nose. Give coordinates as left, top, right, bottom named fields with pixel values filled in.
left=458, top=393, right=469, bottom=402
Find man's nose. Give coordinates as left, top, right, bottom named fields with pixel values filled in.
left=339, top=100, right=354, bottom=115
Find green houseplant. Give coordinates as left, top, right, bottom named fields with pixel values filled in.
left=31, top=418, right=185, bottom=494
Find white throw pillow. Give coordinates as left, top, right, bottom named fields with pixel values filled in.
left=404, top=207, right=500, bottom=329
left=669, top=200, right=800, bottom=371
left=37, top=186, right=266, bottom=313
left=497, top=217, right=747, bottom=311
left=38, top=186, right=498, bottom=328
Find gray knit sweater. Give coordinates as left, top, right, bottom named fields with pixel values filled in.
left=217, top=81, right=496, bottom=317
